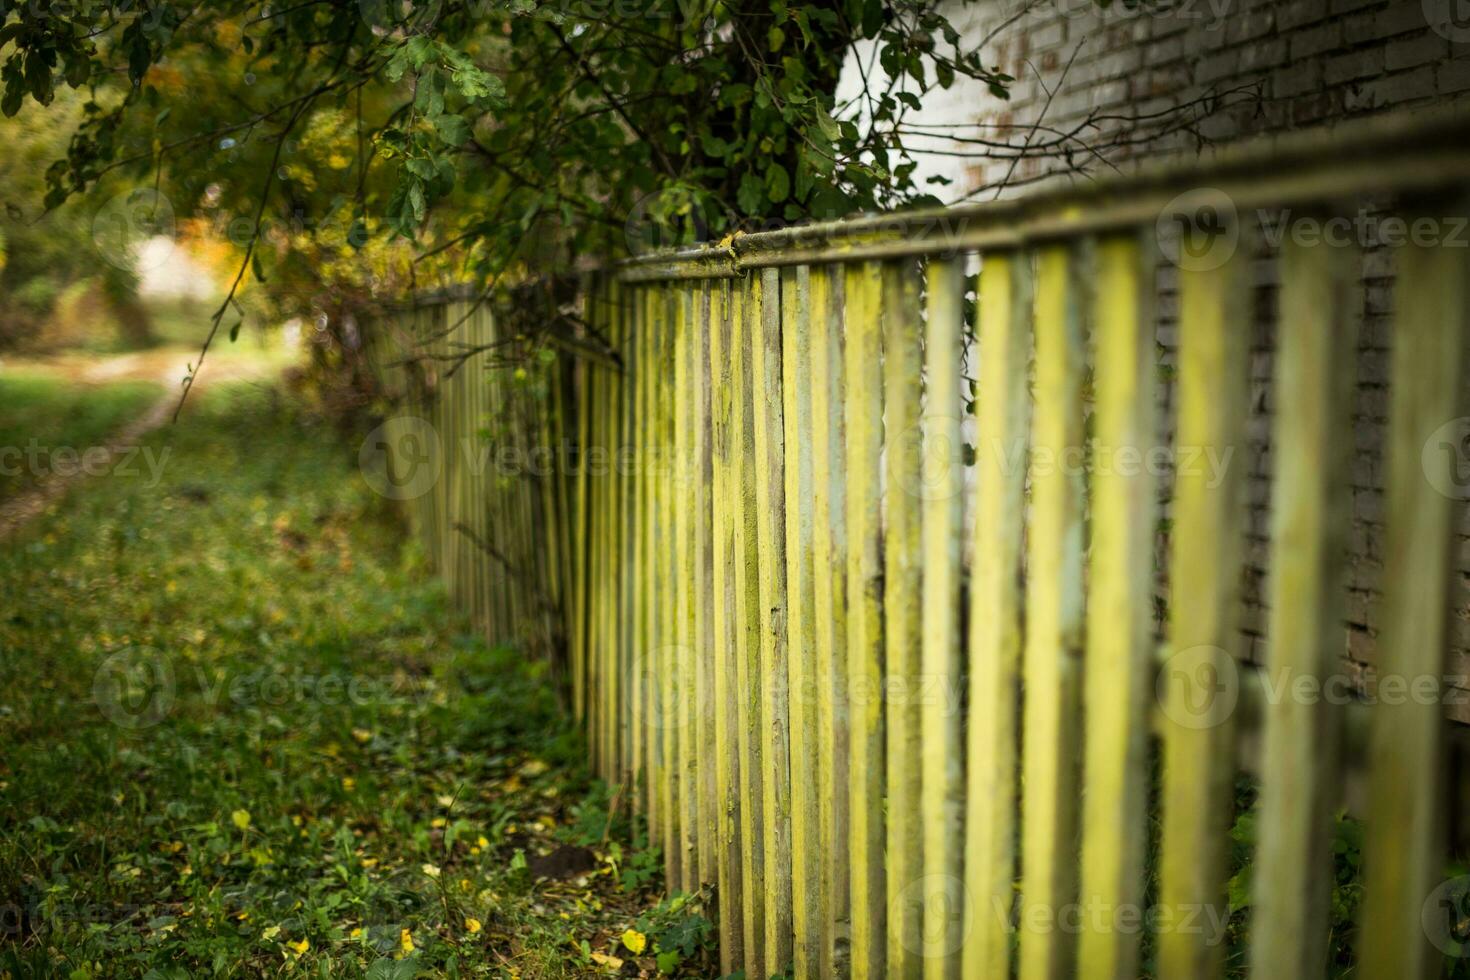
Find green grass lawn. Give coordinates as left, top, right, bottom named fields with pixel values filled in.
left=0, top=384, right=718, bottom=979
left=0, top=369, right=162, bottom=499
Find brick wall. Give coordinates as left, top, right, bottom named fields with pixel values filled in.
left=837, top=0, right=1470, bottom=719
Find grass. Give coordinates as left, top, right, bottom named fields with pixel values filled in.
left=0, top=383, right=720, bottom=979
left=0, top=369, right=161, bottom=498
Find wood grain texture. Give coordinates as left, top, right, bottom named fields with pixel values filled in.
left=963, top=251, right=1031, bottom=980
left=1358, top=206, right=1466, bottom=980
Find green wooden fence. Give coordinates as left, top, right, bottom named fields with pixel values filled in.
left=368, top=110, right=1470, bottom=978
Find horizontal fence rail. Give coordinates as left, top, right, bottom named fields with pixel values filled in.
left=367, top=109, right=1470, bottom=978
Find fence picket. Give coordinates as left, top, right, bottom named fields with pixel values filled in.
left=1358, top=203, right=1467, bottom=980
left=632, top=287, right=651, bottom=817
left=675, top=284, right=699, bottom=893
left=845, top=259, right=887, bottom=980
left=604, top=282, right=625, bottom=784
left=617, top=284, right=635, bottom=784
left=693, top=281, right=718, bottom=888
left=1077, top=234, right=1155, bottom=980
left=781, top=265, right=822, bottom=977
left=1157, top=245, right=1250, bottom=980
left=963, top=250, right=1030, bottom=980
left=659, top=285, right=681, bottom=891
left=572, top=290, right=593, bottom=724
left=731, top=274, right=768, bottom=976
left=809, top=264, right=852, bottom=978
left=583, top=301, right=602, bottom=770
left=752, top=267, right=794, bottom=968
left=709, top=279, right=746, bottom=971
left=920, top=255, right=966, bottom=980
left=883, top=259, right=925, bottom=980
left=1251, top=218, right=1356, bottom=977
left=1018, top=244, right=1085, bottom=980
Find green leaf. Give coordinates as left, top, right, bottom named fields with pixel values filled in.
left=699, top=132, right=730, bottom=158
left=736, top=172, right=764, bottom=215
left=765, top=163, right=790, bottom=204
left=813, top=107, right=841, bottom=143
left=414, top=69, right=445, bottom=118
left=434, top=114, right=471, bottom=146
left=408, top=183, right=427, bottom=223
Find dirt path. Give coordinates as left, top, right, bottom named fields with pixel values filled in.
left=0, top=350, right=279, bottom=539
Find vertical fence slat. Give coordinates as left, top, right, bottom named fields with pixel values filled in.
left=618, top=284, right=637, bottom=785
left=584, top=301, right=603, bottom=771
left=475, top=302, right=493, bottom=635
left=694, top=281, right=718, bottom=888
left=592, top=292, right=611, bottom=776
left=782, top=265, right=822, bottom=976
left=492, top=303, right=514, bottom=647
left=1077, top=234, right=1156, bottom=980
left=1251, top=216, right=1356, bottom=977
left=753, top=266, right=794, bottom=969
left=552, top=330, right=576, bottom=681
left=492, top=306, right=519, bottom=643
left=845, top=259, right=887, bottom=980
left=539, top=343, right=564, bottom=672
left=731, top=274, right=768, bottom=975
left=1358, top=203, right=1467, bottom=980
left=920, top=255, right=966, bottom=979
left=883, top=258, right=925, bottom=980
left=633, top=287, right=651, bottom=817
left=647, top=285, right=665, bottom=858
left=481, top=305, right=504, bottom=643
left=573, top=289, right=594, bottom=725
left=810, top=264, right=852, bottom=977
left=675, top=284, right=699, bottom=893
left=1018, top=244, right=1085, bottom=980
left=605, top=282, right=626, bottom=784
left=963, top=250, right=1031, bottom=980
left=660, top=285, right=681, bottom=891
left=709, top=279, right=746, bottom=971
left=1157, top=243, right=1250, bottom=980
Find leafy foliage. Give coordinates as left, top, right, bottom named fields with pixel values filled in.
left=0, top=0, right=1014, bottom=313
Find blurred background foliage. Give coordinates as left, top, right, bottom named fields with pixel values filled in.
left=0, top=0, right=1013, bottom=406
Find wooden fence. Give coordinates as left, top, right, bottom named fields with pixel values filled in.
left=368, top=110, right=1470, bottom=979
